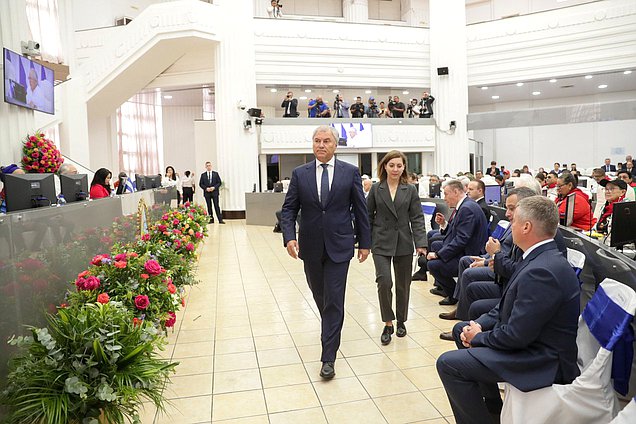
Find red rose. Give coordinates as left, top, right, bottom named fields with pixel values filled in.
left=91, top=254, right=110, bottom=266
left=97, top=293, right=110, bottom=304
left=144, top=260, right=162, bottom=275
left=186, top=243, right=194, bottom=252
left=78, top=270, right=89, bottom=278
left=167, top=283, right=176, bottom=294
left=31, top=152, right=39, bottom=158
left=184, top=201, right=191, bottom=207
left=140, top=273, right=149, bottom=279
left=157, top=224, right=167, bottom=232
left=141, top=233, right=151, bottom=241
left=29, top=136, right=37, bottom=142
left=195, top=231, right=203, bottom=239
left=172, top=219, right=180, bottom=225
left=114, top=260, right=127, bottom=268
left=134, top=295, right=149, bottom=309
left=114, top=253, right=127, bottom=261
left=165, top=312, right=176, bottom=328
left=83, top=276, right=100, bottom=290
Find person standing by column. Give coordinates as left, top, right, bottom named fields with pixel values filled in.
left=199, top=161, right=225, bottom=224
left=367, top=150, right=427, bottom=345
left=281, top=125, right=371, bottom=380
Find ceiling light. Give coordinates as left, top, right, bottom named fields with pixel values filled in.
left=402, top=90, right=409, bottom=95
left=299, top=96, right=308, bottom=100
left=304, top=89, right=312, bottom=93
left=532, top=91, right=541, bottom=96
left=480, top=86, right=488, bottom=90
left=163, top=95, right=172, bottom=99
left=365, top=90, right=372, bottom=94
left=332, top=89, right=340, bottom=93
left=598, top=84, right=608, bottom=89
left=491, top=95, right=500, bottom=100
left=624, top=70, right=632, bottom=75
left=516, top=82, right=524, bottom=87
left=549, top=79, right=557, bottom=83
left=584, top=75, right=593, bottom=79
left=270, top=88, right=277, bottom=93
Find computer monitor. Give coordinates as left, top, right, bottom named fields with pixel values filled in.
left=505, top=180, right=514, bottom=190
left=429, top=183, right=441, bottom=198
left=560, top=192, right=576, bottom=227
left=610, top=202, right=636, bottom=248
left=135, top=174, right=146, bottom=191
left=144, top=175, right=162, bottom=189
left=484, top=185, right=501, bottom=205
left=59, top=174, right=88, bottom=203
left=4, top=173, right=56, bottom=212
left=578, top=178, right=588, bottom=188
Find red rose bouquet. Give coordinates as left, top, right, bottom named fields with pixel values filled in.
left=21, top=132, right=64, bottom=174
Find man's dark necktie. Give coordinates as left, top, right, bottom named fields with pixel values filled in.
left=320, top=163, right=329, bottom=207
left=208, top=172, right=211, bottom=184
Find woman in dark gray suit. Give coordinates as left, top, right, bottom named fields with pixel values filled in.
left=367, top=151, right=427, bottom=345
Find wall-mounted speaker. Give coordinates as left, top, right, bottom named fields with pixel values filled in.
left=437, top=67, right=449, bottom=76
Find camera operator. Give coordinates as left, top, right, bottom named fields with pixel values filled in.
left=419, top=91, right=435, bottom=118
left=389, top=95, right=405, bottom=118
left=267, top=0, right=283, bottom=18
left=281, top=91, right=298, bottom=117
left=308, top=96, right=331, bottom=118
left=350, top=96, right=365, bottom=118
left=406, top=99, right=421, bottom=118
left=333, top=94, right=350, bottom=118
left=365, top=97, right=379, bottom=118
left=379, top=101, right=390, bottom=118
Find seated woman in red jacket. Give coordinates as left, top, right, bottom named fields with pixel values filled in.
left=555, top=172, right=596, bottom=231
left=89, top=168, right=112, bottom=199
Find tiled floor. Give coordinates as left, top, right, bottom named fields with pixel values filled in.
left=142, top=221, right=457, bottom=423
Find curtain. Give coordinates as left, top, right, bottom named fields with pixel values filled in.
left=25, top=0, right=64, bottom=64
left=116, top=92, right=163, bottom=177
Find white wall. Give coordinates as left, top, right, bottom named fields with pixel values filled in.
left=466, top=0, right=597, bottom=24
left=369, top=0, right=402, bottom=21
left=162, top=105, right=201, bottom=178
left=473, top=119, right=636, bottom=171
left=73, top=0, right=158, bottom=30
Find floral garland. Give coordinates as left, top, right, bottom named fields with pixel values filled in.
left=21, top=132, right=64, bottom=174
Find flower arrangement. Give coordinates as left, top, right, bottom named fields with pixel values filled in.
left=21, top=132, right=64, bottom=174
left=145, top=202, right=208, bottom=260
left=0, top=302, right=176, bottom=424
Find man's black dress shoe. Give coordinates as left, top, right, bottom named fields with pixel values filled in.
left=320, top=361, right=335, bottom=379
left=439, top=308, right=458, bottom=320
left=380, top=325, right=394, bottom=345
left=429, top=287, right=446, bottom=297
left=439, top=331, right=454, bottom=341
left=412, top=271, right=428, bottom=281
left=439, top=297, right=458, bottom=306
left=209, top=219, right=214, bottom=224
left=219, top=221, right=226, bottom=224
left=396, top=322, right=407, bottom=337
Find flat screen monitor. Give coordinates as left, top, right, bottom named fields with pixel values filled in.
left=610, top=202, right=636, bottom=248
left=560, top=192, right=576, bottom=227
left=3, top=48, right=55, bottom=115
left=4, top=173, right=56, bottom=212
left=578, top=178, right=588, bottom=188
left=144, top=175, right=161, bottom=189
left=484, top=185, right=501, bottom=205
left=134, top=174, right=146, bottom=191
left=429, top=183, right=441, bottom=198
left=59, top=174, right=88, bottom=203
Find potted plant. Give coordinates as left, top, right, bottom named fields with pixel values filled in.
left=0, top=301, right=177, bottom=424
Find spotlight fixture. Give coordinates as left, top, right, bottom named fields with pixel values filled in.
left=270, top=88, right=277, bottom=93
left=532, top=91, right=541, bottom=96
left=491, top=95, right=500, bottom=100
left=549, top=79, right=557, bottom=83
left=598, top=84, right=608, bottom=89
left=304, top=89, right=312, bottom=93
left=402, top=90, right=409, bottom=95
left=516, top=82, right=524, bottom=87
left=480, top=86, right=488, bottom=90
left=624, top=70, right=632, bottom=75
left=585, top=75, right=593, bottom=79
left=332, top=89, right=340, bottom=93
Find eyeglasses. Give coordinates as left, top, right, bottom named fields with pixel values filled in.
left=604, top=187, right=621, bottom=192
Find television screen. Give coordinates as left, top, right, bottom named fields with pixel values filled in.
left=59, top=174, right=88, bottom=203
left=3, top=48, right=55, bottom=115
left=484, top=185, right=502, bottom=205
left=333, top=123, right=372, bottom=148
left=5, top=173, right=56, bottom=212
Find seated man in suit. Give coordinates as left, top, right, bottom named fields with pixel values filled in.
left=426, top=180, right=489, bottom=305
left=602, top=158, right=616, bottom=173
left=467, top=179, right=491, bottom=222
left=437, top=196, right=580, bottom=424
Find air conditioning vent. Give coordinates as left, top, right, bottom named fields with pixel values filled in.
left=560, top=85, right=574, bottom=88
left=115, top=17, right=132, bottom=26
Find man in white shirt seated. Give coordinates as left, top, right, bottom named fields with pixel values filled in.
left=26, top=69, right=47, bottom=111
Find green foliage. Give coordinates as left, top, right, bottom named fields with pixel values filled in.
left=0, top=302, right=177, bottom=424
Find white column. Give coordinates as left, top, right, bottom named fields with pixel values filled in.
left=0, top=0, right=36, bottom=165
left=429, top=1, right=469, bottom=175
left=401, top=0, right=428, bottom=27
left=214, top=0, right=259, bottom=212
left=343, top=0, right=368, bottom=23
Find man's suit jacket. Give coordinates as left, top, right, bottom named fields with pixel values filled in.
left=602, top=164, right=617, bottom=172
left=477, top=197, right=491, bottom=223
left=367, top=181, right=426, bottom=257
left=198, top=171, right=221, bottom=195
left=281, top=98, right=298, bottom=117
left=281, top=159, right=371, bottom=264
left=471, top=241, right=580, bottom=392
left=436, top=198, right=488, bottom=262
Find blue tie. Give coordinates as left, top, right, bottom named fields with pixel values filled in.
left=320, top=163, right=329, bottom=207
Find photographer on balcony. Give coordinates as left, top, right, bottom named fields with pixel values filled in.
left=419, top=91, right=435, bottom=118
left=281, top=91, right=298, bottom=118
left=333, top=94, right=350, bottom=118
left=407, top=99, right=421, bottom=118
left=308, top=96, right=331, bottom=118
left=365, top=97, right=380, bottom=118
left=350, top=96, right=366, bottom=118
left=267, top=0, right=283, bottom=18
left=388, top=95, right=405, bottom=118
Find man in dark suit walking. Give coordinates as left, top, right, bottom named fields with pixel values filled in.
left=436, top=196, right=580, bottom=424
left=281, top=125, right=371, bottom=380
left=199, top=161, right=224, bottom=224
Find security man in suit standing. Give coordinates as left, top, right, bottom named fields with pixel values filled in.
left=281, top=125, right=371, bottom=380
left=281, top=91, right=298, bottom=117
left=199, top=161, right=224, bottom=224
left=436, top=196, right=580, bottom=424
